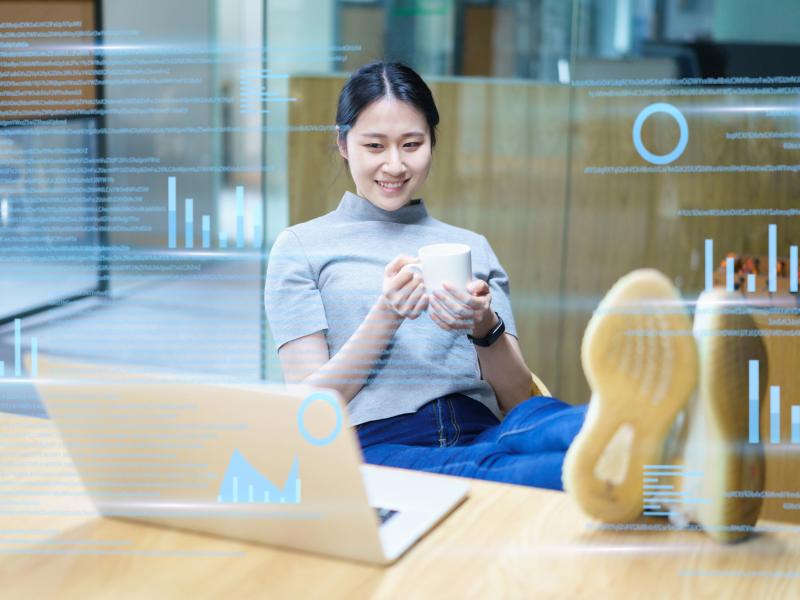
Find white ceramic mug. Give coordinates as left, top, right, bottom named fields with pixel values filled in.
left=403, top=243, right=473, bottom=293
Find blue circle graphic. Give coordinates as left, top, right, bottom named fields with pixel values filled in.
left=632, top=103, right=688, bottom=165
left=297, top=392, right=343, bottom=446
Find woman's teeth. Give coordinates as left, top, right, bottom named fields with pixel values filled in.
left=377, top=180, right=406, bottom=191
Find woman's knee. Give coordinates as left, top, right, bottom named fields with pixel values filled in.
left=501, top=395, right=575, bottom=428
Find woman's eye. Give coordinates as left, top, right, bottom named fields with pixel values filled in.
left=365, top=143, right=383, bottom=149
left=404, top=142, right=421, bottom=148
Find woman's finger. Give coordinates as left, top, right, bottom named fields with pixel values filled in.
left=465, top=279, right=490, bottom=296
left=429, top=308, right=453, bottom=331
left=409, top=291, right=429, bottom=318
left=391, top=267, right=415, bottom=290
left=432, top=288, right=472, bottom=319
left=414, top=293, right=429, bottom=315
left=430, top=296, right=472, bottom=329
left=402, top=268, right=424, bottom=290
left=400, top=283, right=425, bottom=316
left=385, top=254, right=418, bottom=277
left=392, top=283, right=419, bottom=314
left=443, top=281, right=483, bottom=309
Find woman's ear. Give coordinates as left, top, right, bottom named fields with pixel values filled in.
left=335, top=127, right=348, bottom=160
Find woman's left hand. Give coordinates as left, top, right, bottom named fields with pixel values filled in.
left=428, top=279, right=496, bottom=336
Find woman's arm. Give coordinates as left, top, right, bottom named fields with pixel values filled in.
left=277, top=254, right=427, bottom=403
left=278, top=295, right=403, bottom=402
left=473, top=322, right=533, bottom=413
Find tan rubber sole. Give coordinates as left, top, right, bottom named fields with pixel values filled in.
left=682, top=289, right=767, bottom=543
left=563, top=269, right=698, bottom=522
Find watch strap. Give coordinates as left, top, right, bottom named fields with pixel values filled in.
left=467, top=312, right=505, bottom=347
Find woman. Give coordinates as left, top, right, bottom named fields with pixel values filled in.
left=265, top=61, right=766, bottom=542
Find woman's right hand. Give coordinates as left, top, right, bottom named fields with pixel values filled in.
left=381, top=254, right=429, bottom=320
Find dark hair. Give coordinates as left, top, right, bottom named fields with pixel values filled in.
left=336, top=61, right=440, bottom=149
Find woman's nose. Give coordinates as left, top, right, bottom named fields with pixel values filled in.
left=383, top=148, right=405, bottom=174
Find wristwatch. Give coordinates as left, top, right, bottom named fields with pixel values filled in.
left=467, top=312, right=505, bottom=347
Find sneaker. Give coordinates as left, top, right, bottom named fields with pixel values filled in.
left=672, top=288, right=768, bottom=543
left=563, top=269, right=698, bottom=523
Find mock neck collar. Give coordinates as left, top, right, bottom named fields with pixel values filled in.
left=336, top=190, right=428, bottom=224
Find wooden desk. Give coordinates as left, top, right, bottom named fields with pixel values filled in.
left=1, top=411, right=799, bottom=599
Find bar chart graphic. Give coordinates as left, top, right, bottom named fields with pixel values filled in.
left=217, top=449, right=301, bottom=505
left=642, top=464, right=708, bottom=517
left=705, top=224, right=799, bottom=293
left=167, top=177, right=264, bottom=250
left=749, top=359, right=800, bottom=444
left=3, top=318, right=37, bottom=378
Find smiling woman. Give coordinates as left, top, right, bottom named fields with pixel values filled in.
left=264, top=60, right=588, bottom=493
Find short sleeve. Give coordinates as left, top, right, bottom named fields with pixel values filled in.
left=265, top=229, right=329, bottom=350
left=480, top=235, right=518, bottom=338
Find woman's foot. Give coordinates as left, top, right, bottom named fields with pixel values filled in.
left=673, top=288, right=768, bottom=543
left=563, top=271, right=768, bottom=543
left=563, top=269, right=698, bottom=522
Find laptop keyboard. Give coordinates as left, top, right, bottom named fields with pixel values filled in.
left=374, top=507, right=398, bottom=525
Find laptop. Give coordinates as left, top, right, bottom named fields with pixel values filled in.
left=30, top=354, right=470, bottom=565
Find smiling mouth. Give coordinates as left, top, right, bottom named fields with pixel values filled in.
left=376, top=178, right=410, bottom=191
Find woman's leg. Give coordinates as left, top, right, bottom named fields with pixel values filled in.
left=472, top=395, right=587, bottom=455
left=357, top=394, right=588, bottom=491
left=361, top=441, right=568, bottom=490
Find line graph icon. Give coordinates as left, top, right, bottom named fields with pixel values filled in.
left=217, top=449, right=301, bottom=505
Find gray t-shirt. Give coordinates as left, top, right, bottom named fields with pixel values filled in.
left=264, top=190, right=518, bottom=427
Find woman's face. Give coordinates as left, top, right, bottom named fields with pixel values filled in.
left=338, top=96, right=432, bottom=211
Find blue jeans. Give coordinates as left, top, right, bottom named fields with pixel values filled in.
left=356, top=394, right=588, bottom=491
